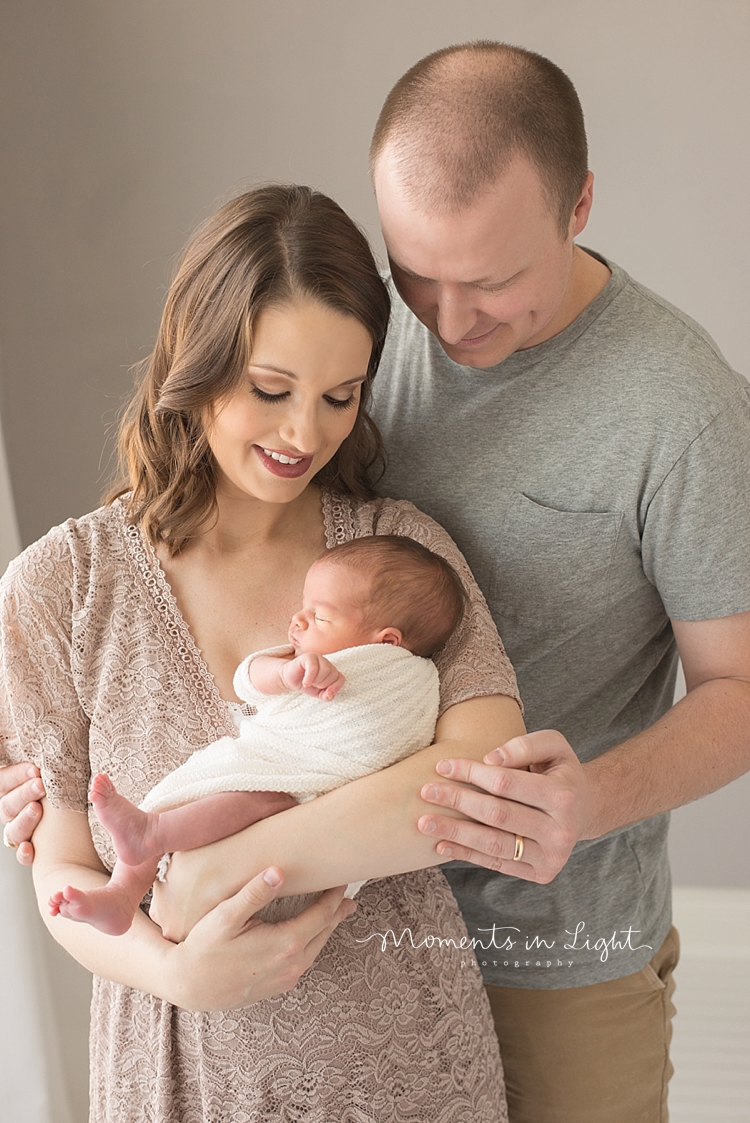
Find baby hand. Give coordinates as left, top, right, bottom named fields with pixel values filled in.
left=282, top=653, right=345, bottom=700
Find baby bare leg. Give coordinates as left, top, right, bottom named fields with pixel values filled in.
left=90, top=773, right=293, bottom=864
left=49, top=857, right=159, bottom=936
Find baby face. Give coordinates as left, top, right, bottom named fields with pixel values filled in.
left=289, top=561, right=382, bottom=655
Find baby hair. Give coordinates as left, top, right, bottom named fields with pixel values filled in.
left=318, top=535, right=467, bottom=657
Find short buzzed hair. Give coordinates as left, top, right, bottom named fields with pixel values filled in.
left=370, top=41, right=588, bottom=233
left=317, top=535, right=467, bottom=658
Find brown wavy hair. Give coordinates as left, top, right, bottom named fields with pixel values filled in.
left=107, top=185, right=391, bottom=554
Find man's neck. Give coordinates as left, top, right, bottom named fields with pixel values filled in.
left=519, top=245, right=611, bottom=351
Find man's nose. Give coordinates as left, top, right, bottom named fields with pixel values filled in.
left=435, top=287, right=477, bottom=345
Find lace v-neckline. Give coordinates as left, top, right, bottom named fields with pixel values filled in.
left=118, top=489, right=355, bottom=734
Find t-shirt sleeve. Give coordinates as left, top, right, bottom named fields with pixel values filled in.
left=0, top=526, right=91, bottom=810
left=365, top=498, right=522, bottom=716
left=642, top=392, right=750, bottom=621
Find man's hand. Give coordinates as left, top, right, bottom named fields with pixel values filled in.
left=282, top=653, right=345, bottom=701
left=0, top=762, right=45, bottom=864
left=417, top=730, right=593, bottom=884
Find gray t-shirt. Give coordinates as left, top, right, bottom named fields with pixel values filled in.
left=371, top=254, right=750, bottom=988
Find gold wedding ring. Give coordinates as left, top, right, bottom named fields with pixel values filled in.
left=3, top=824, right=20, bottom=850
left=512, top=834, right=524, bottom=862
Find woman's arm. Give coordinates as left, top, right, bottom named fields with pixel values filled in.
left=31, top=801, right=355, bottom=1010
left=151, top=693, right=525, bottom=941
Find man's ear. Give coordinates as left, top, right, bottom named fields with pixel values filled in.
left=570, top=170, right=595, bottom=239
left=376, top=627, right=403, bottom=647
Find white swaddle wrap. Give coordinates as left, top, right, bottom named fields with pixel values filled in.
left=141, top=643, right=438, bottom=897
left=142, top=640, right=438, bottom=818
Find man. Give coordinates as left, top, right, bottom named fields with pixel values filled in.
left=367, top=41, right=750, bottom=1122
left=3, top=38, right=750, bottom=1123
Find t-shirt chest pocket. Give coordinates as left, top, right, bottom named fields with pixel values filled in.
left=493, top=492, right=623, bottom=658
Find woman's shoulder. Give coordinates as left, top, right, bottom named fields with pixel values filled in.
left=344, top=493, right=466, bottom=569
left=340, top=492, right=448, bottom=544
left=1, top=501, right=129, bottom=600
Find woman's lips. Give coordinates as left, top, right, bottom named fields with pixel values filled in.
left=255, top=446, right=314, bottom=479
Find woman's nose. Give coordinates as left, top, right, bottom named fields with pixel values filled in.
left=278, top=405, right=319, bottom=455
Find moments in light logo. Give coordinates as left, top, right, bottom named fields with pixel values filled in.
left=356, top=921, right=653, bottom=969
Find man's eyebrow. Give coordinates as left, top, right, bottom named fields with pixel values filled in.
left=392, top=260, right=520, bottom=288
left=249, top=364, right=366, bottom=387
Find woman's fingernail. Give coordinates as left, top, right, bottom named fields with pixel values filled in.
left=485, top=748, right=505, bottom=764
left=437, top=844, right=453, bottom=858
left=420, top=817, right=437, bottom=834
left=31, top=782, right=44, bottom=798
left=263, top=868, right=282, bottom=886
left=27, top=805, right=41, bottom=819
left=26, top=766, right=38, bottom=780
left=435, top=759, right=453, bottom=776
left=423, top=785, right=439, bottom=802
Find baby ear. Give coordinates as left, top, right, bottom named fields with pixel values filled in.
left=376, top=627, right=403, bottom=647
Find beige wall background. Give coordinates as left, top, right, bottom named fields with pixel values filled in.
left=0, top=3, right=748, bottom=1118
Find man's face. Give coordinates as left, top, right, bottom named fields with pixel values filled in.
left=374, top=152, right=591, bottom=369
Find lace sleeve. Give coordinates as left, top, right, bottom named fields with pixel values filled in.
left=354, top=497, right=522, bottom=717
left=0, top=525, right=90, bottom=810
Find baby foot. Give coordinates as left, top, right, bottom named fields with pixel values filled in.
left=89, top=773, right=159, bottom=866
left=48, top=884, right=135, bottom=936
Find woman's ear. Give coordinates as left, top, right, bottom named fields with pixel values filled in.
left=376, top=627, right=403, bottom=647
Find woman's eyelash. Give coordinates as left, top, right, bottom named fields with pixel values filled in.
left=323, top=394, right=356, bottom=411
left=250, top=386, right=356, bottom=410
left=251, top=386, right=288, bottom=404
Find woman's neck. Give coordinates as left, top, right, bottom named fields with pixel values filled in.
left=197, top=483, right=323, bottom=557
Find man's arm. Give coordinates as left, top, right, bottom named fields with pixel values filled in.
left=149, top=693, right=525, bottom=941
left=417, top=610, right=750, bottom=882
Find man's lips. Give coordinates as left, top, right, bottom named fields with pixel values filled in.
left=255, top=446, right=314, bottom=479
left=449, top=323, right=501, bottom=350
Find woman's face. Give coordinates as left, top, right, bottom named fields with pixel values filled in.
left=206, top=299, right=372, bottom=505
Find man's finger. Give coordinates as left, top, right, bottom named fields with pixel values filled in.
left=419, top=811, right=540, bottom=864
left=420, top=783, right=545, bottom=837
left=1, top=799, right=43, bottom=844
left=15, top=840, right=35, bottom=866
left=426, top=759, right=555, bottom=811
left=484, top=729, right=575, bottom=769
left=434, top=837, right=539, bottom=881
left=0, top=773, right=44, bottom=824
left=0, top=762, right=41, bottom=800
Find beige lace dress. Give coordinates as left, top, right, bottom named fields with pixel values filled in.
left=0, top=490, right=520, bottom=1123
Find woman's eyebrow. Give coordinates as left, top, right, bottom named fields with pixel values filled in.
left=250, top=364, right=367, bottom=387
left=250, top=363, right=299, bottom=380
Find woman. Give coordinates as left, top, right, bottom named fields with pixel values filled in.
left=0, top=185, right=524, bottom=1121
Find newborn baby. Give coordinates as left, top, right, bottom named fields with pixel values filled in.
left=49, top=534, right=466, bottom=934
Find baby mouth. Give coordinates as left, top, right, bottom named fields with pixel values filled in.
left=263, top=448, right=304, bottom=465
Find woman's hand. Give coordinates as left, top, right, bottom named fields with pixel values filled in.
left=0, top=762, right=45, bottom=864
left=163, top=867, right=356, bottom=1011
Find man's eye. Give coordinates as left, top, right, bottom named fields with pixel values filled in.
left=251, top=386, right=289, bottom=404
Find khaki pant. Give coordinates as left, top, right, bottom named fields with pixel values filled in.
left=485, top=926, right=679, bottom=1123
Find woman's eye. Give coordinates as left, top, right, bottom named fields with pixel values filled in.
left=323, top=394, right=356, bottom=411
left=251, top=385, right=289, bottom=404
